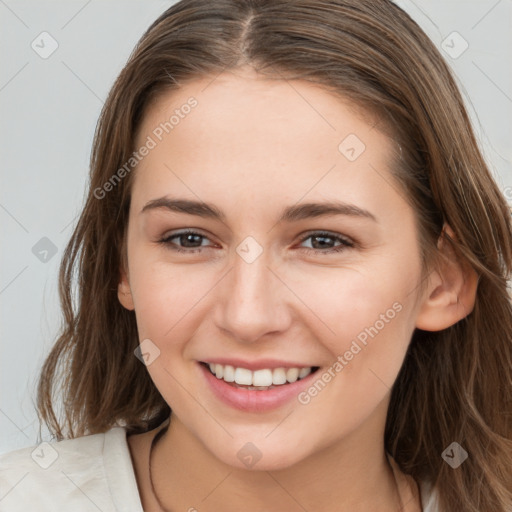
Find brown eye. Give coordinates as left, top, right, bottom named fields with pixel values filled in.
left=159, top=230, right=213, bottom=253
left=298, top=231, right=354, bottom=254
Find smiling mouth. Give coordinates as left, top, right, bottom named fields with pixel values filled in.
left=200, top=362, right=320, bottom=390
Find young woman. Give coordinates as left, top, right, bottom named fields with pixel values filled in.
left=1, top=1, right=511, bottom=511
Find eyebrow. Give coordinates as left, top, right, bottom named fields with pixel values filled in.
left=141, top=197, right=377, bottom=223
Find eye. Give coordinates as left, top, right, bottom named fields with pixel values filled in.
left=297, top=231, right=354, bottom=254
left=158, top=229, right=214, bottom=253
left=158, top=229, right=355, bottom=255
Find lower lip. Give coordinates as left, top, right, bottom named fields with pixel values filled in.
left=198, top=363, right=318, bottom=412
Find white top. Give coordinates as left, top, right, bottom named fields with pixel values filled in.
left=0, top=426, right=439, bottom=511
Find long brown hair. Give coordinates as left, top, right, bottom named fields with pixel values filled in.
left=36, top=1, right=512, bottom=510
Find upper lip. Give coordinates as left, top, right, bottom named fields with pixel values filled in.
left=200, top=358, right=317, bottom=371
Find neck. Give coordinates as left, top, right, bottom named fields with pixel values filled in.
left=149, top=411, right=407, bottom=512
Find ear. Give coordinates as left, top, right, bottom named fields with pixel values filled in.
left=415, top=224, right=479, bottom=331
left=118, top=265, right=135, bottom=311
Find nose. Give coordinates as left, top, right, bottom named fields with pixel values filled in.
left=214, top=246, right=292, bottom=344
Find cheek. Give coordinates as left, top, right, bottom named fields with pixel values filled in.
left=286, top=254, right=418, bottom=356
left=292, top=276, right=414, bottom=446
left=127, top=252, right=217, bottom=347
left=286, top=257, right=419, bottom=424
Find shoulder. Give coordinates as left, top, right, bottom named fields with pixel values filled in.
left=0, top=427, right=143, bottom=511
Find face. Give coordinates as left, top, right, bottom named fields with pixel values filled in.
left=118, top=66, right=426, bottom=470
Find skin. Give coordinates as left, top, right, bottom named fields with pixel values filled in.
left=119, top=66, right=478, bottom=511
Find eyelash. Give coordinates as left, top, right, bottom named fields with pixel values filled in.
left=158, top=229, right=354, bottom=255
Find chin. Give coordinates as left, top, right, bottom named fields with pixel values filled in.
left=207, top=435, right=311, bottom=472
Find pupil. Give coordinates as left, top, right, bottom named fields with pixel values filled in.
left=313, top=236, right=331, bottom=249
left=183, top=234, right=201, bottom=247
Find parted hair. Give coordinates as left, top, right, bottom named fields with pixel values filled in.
left=36, top=1, right=512, bottom=510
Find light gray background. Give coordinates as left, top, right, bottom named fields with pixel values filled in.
left=1, top=0, right=511, bottom=455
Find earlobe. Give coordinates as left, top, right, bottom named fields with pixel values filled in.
left=415, top=225, right=479, bottom=332
left=118, top=269, right=135, bottom=311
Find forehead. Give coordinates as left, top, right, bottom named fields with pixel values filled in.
left=138, top=68, right=382, bottom=147
left=131, top=69, right=406, bottom=223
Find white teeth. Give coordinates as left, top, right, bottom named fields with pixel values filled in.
left=206, top=363, right=314, bottom=387
left=298, top=367, right=312, bottom=379
left=223, top=364, right=235, bottom=382
left=286, top=367, right=299, bottom=383
left=234, top=367, right=253, bottom=386
left=253, top=369, right=273, bottom=387
left=272, top=368, right=287, bottom=385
